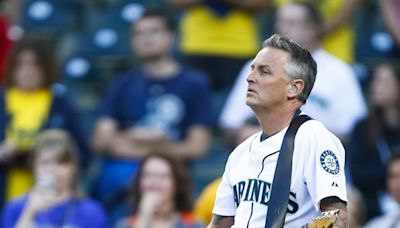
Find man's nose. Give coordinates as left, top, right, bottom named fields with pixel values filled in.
left=247, top=71, right=256, bottom=83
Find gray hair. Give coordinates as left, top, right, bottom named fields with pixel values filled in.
left=263, top=34, right=317, bottom=103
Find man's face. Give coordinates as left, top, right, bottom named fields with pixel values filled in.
left=275, top=3, right=318, bottom=49
left=131, top=17, right=174, bottom=60
left=246, top=47, right=291, bottom=111
left=388, top=159, right=400, bottom=203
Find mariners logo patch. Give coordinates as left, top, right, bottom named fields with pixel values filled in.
left=320, top=150, right=340, bottom=175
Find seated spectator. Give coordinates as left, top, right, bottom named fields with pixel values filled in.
left=219, top=2, right=366, bottom=147
left=274, top=0, right=359, bottom=63
left=1, top=129, right=107, bottom=228
left=348, top=60, right=400, bottom=220
left=0, top=35, right=88, bottom=204
left=116, top=153, right=202, bottom=228
left=169, top=0, right=268, bottom=92
left=91, top=9, right=213, bottom=203
left=365, top=153, right=400, bottom=228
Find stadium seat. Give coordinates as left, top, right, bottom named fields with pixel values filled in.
left=21, top=0, right=82, bottom=35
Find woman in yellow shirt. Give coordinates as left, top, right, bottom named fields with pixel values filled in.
left=0, top=35, right=87, bottom=207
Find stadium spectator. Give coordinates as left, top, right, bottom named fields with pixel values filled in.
left=116, top=153, right=203, bottom=228
left=274, top=0, right=359, bottom=63
left=348, top=60, right=400, bottom=220
left=91, top=9, right=213, bottom=204
left=219, top=2, right=366, bottom=147
left=0, top=35, right=88, bottom=205
left=365, top=154, right=400, bottom=228
left=1, top=129, right=107, bottom=228
left=168, top=0, right=268, bottom=92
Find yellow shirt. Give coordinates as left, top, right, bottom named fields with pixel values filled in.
left=274, top=0, right=354, bottom=63
left=180, top=6, right=259, bottom=57
left=194, top=178, right=222, bottom=224
left=6, top=88, right=52, bottom=151
left=5, top=88, right=52, bottom=200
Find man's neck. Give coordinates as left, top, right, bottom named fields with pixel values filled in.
left=142, top=56, right=180, bottom=79
left=255, top=103, right=301, bottom=136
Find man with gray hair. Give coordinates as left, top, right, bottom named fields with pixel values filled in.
left=208, top=34, right=348, bottom=227
left=219, top=2, right=366, bottom=147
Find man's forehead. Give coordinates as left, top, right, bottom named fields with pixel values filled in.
left=252, top=47, right=289, bottom=66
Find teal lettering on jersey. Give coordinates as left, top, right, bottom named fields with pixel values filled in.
left=232, top=179, right=299, bottom=214
left=233, top=179, right=271, bottom=206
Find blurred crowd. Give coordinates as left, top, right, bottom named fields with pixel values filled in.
left=0, top=0, right=400, bottom=227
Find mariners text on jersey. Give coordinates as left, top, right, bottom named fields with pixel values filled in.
left=232, top=178, right=299, bottom=214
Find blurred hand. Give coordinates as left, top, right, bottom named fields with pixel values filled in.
left=25, top=187, right=65, bottom=214
left=138, top=192, right=163, bottom=218
left=0, top=141, right=17, bottom=162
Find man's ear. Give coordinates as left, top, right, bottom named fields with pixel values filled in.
left=288, top=79, right=304, bottom=99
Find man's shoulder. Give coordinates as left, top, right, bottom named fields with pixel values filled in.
left=297, top=117, right=340, bottom=141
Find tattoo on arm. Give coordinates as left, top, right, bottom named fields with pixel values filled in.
left=209, top=214, right=234, bottom=227
left=320, top=197, right=348, bottom=228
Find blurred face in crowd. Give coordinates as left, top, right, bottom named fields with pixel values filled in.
left=13, top=50, right=44, bottom=92
left=275, top=3, right=319, bottom=50
left=387, top=159, right=400, bottom=203
left=370, top=64, right=400, bottom=108
left=34, top=151, right=76, bottom=194
left=132, top=16, right=174, bottom=61
left=140, top=156, right=175, bottom=205
left=246, top=47, right=291, bottom=111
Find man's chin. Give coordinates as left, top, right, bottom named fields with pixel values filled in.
left=245, top=100, right=257, bottom=109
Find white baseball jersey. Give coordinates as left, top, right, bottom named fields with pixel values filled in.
left=213, top=118, right=347, bottom=227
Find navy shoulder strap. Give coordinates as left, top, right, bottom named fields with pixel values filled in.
left=265, top=114, right=312, bottom=228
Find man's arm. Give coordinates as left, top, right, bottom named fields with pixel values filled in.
left=165, top=126, right=211, bottom=159
left=92, top=119, right=211, bottom=159
left=91, top=118, right=154, bottom=158
left=320, top=196, right=348, bottom=228
left=207, top=214, right=234, bottom=228
left=91, top=118, right=119, bottom=154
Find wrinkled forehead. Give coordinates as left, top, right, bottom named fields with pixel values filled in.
left=252, top=47, right=290, bottom=68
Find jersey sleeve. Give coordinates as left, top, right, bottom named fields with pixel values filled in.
left=212, top=156, right=236, bottom=216
left=298, top=121, right=348, bottom=211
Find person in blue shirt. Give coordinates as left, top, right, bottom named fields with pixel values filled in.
left=91, top=9, right=214, bottom=206
left=1, top=129, right=107, bottom=228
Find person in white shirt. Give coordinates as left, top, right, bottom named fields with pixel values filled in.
left=219, top=2, right=366, bottom=145
left=208, top=33, right=348, bottom=227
